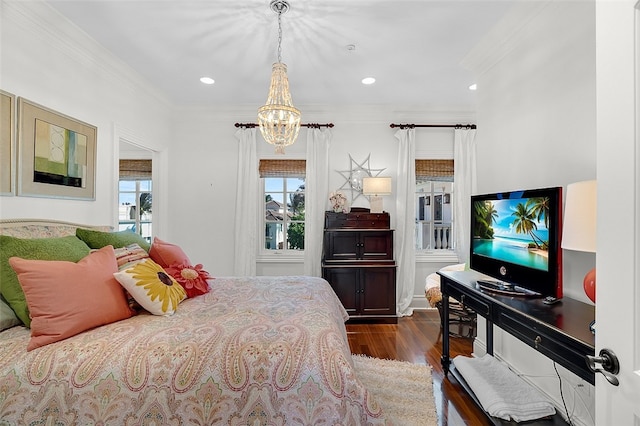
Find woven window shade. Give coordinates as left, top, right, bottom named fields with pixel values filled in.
left=119, top=159, right=152, bottom=180
left=415, top=159, right=454, bottom=182
left=259, top=159, right=306, bottom=178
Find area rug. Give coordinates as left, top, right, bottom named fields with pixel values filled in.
left=352, top=355, right=438, bottom=426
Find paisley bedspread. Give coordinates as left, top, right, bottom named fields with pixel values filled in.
left=0, top=276, right=387, bottom=425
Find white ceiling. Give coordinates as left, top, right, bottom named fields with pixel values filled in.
left=47, top=0, right=513, bottom=110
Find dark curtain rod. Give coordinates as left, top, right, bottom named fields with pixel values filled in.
left=390, top=123, right=477, bottom=130
left=234, top=122, right=334, bottom=129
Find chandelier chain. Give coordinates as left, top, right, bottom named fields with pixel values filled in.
left=277, top=9, right=283, bottom=63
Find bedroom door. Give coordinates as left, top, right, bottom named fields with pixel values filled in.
left=594, top=1, right=640, bottom=423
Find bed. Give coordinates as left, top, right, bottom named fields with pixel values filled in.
left=0, top=219, right=387, bottom=425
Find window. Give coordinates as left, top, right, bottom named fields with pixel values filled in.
left=415, top=159, right=454, bottom=252
left=118, top=159, right=152, bottom=243
left=260, top=159, right=305, bottom=253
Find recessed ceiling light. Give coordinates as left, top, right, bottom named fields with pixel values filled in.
left=200, top=77, right=215, bottom=85
left=362, top=77, right=376, bottom=85
left=468, top=83, right=477, bottom=91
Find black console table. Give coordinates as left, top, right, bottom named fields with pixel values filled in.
left=439, top=270, right=595, bottom=425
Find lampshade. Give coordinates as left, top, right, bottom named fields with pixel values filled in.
left=257, top=0, right=301, bottom=154
left=362, top=177, right=392, bottom=196
left=561, top=180, right=597, bottom=303
left=561, top=180, right=596, bottom=252
left=362, top=177, right=391, bottom=213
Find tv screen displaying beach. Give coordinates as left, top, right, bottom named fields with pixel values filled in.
left=472, top=197, right=550, bottom=271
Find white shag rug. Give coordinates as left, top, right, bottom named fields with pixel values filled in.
left=352, top=355, right=438, bottom=426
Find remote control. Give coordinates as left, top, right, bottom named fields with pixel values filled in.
left=542, top=296, right=561, bottom=305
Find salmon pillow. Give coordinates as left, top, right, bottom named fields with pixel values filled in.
left=9, top=246, right=133, bottom=351
left=149, top=237, right=191, bottom=268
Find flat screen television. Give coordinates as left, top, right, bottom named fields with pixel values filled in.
left=470, top=186, right=563, bottom=298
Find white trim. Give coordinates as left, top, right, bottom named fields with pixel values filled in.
left=415, top=251, right=460, bottom=264
left=257, top=253, right=304, bottom=264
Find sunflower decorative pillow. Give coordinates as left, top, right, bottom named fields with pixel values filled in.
left=113, top=258, right=186, bottom=315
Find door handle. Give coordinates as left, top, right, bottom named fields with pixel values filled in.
left=585, top=348, right=620, bottom=386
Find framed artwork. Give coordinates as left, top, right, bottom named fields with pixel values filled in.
left=1, top=90, right=15, bottom=195
left=17, top=98, right=97, bottom=200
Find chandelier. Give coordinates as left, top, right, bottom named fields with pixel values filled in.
left=257, top=0, right=301, bottom=154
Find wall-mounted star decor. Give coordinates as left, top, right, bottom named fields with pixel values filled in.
left=336, top=154, right=386, bottom=201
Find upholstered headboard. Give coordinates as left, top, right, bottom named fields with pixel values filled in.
left=0, top=219, right=112, bottom=239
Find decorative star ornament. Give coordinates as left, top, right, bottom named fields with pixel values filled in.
left=336, top=154, right=386, bottom=201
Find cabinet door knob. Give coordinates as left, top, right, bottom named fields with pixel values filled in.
left=534, top=335, right=541, bottom=349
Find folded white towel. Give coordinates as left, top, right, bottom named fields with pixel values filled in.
left=453, top=354, right=556, bottom=422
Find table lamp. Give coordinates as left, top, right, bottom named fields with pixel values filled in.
left=362, top=177, right=392, bottom=213
left=561, top=180, right=597, bottom=303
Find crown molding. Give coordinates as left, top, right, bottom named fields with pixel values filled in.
left=461, top=0, right=551, bottom=76
left=173, top=103, right=475, bottom=126
left=4, top=1, right=171, bottom=107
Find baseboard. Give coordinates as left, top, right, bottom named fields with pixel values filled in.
left=410, top=294, right=431, bottom=310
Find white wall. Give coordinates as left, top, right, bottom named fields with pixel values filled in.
left=463, top=1, right=596, bottom=424
left=0, top=1, right=173, bottom=227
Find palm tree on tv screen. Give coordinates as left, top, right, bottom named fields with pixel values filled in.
left=511, top=202, right=547, bottom=249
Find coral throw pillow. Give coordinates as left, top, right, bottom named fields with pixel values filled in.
left=8, top=246, right=133, bottom=351
left=149, top=237, right=191, bottom=268
left=113, top=258, right=187, bottom=316
left=0, top=234, right=91, bottom=327
left=165, top=263, right=212, bottom=298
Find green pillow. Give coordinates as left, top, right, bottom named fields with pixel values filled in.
left=0, top=235, right=91, bottom=327
left=76, top=228, right=151, bottom=252
left=0, top=297, right=21, bottom=331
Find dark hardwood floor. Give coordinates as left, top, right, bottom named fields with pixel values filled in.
left=346, top=310, right=491, bottom=426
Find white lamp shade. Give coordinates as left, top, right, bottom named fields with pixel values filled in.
left=561, top=180, right=596, bottom=253
left=362, top=177, right=392, bottom=196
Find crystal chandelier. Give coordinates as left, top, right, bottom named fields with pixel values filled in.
left=257, top=0, right=301, bottom=154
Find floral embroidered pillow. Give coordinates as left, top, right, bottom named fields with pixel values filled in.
left=165, top=263, right=212, bottom=298
left=113, top=258, right=186, bottom=315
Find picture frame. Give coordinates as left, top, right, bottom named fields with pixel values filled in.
left=17, top=98, right=97, bottom=200
left=1, top=90, right=16, bottom=195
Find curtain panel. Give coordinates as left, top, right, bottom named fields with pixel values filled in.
left=233, top=128, right=258, bottom=276
left=394, top=128, right=416, bottom=317
left=453, top=128, right=477, bottom=264
left=304, top=128, right=331, bottom=276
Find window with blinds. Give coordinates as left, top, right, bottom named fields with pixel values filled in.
left=260, top=159, right=306, bottom=253
left=118, top=159, right=152, bottom=243
left=415, top=159, right=454, bottom=252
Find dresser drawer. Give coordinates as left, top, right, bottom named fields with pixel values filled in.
left=497, top=309, right=595, bottom=384
left=445, top=285, right=491, bottom=316
left=325, top=211, right=390, bottom=229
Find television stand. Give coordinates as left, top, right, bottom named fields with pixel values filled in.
left=475, top=279, right=541, bottom=297
left=439, top=270, right=595, bottom=425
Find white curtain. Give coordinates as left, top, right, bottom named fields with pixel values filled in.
left=304, top=127, right=331, bottom=276
left=233, top=128, right=258, bottom=276
left=453, top=128, right=478, bottom=265
left=395, top=128, right=416, bottom=317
